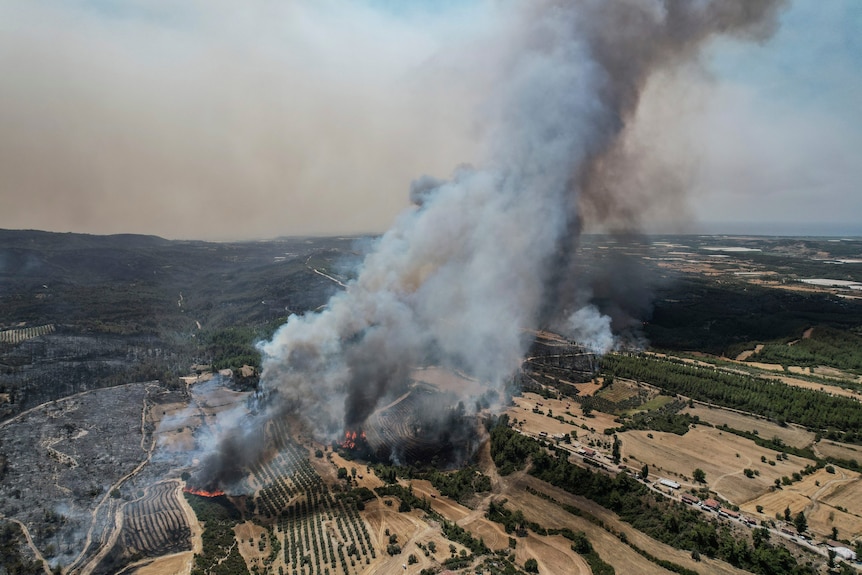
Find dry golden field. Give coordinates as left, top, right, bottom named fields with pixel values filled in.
left=620, top=427, right=815, bottom=504
left=682, top=405, right=816, bottom=449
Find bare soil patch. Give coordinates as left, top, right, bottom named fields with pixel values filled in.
left=746, top=361, right=785, bottom=372
left=576, top=379, right=602, bottom=397
left=410, top=479, right=471, bottom=521
left=235, top=520, right=268, bottom=572
left=815, top=441, right=862, bottom=463
left=518, top=532, right=590, bottom=575
left=127, top=552, right=193, bottom=575
left=736, top=344, right=764, bottom=362
left=508, top=392, right=618, bottom=438
left=774, top=376, right=860, bottom=400
left=682, top=405, right=815, bottom=449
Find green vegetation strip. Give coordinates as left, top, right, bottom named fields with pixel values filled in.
left=602, top=354, right=862, bottom=440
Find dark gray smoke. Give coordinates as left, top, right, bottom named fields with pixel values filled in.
left=199, top=0, right=786, bottom=489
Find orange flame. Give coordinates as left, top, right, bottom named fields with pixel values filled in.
left=340, top=430, right=366, bottom=450
left=183, top=486, right=225, bottom=497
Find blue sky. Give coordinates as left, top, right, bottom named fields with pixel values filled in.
left=690, top=0, right=862, bottom=234
left=710, top=1, right=861, bottom=120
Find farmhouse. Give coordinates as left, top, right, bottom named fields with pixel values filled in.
left=578, top=447, right=596, bottom=457
left=659, top=478, right=680, bottom=490
left=701, top=498, right=720, bottom=511
left=719, top=509, right=739, bottom=519
left=681, top=494, right=699, bottom=505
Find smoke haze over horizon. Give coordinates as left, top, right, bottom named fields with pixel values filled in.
left=2, top=0, right=861, bottom=240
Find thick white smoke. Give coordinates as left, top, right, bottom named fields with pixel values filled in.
left=257, top=0, right=785, bottom=431
left=565, top=305, right=615, bottom=355
left=200, top=0, right=787, bottom=486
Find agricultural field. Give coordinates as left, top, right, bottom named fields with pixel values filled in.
left=620, top=426, right=814, bottom=503
left=682, top=405, right=816, bottom=450
left=816, top=440, right=862, bottom=464
left=741, top=467, right=862, bottom=539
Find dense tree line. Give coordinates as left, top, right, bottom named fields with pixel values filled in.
left=426, top=467, right=491, bottom=504
left=753, top=327, right=862, bottom=373
left=489, top=415, right=540, bottom=475
left=601, top=354, right=862, bottom=437
left=373, top=484, right=431, bottom=513
left=205, top=327, right=263, bottom=371
left=645, top=276, right=862, bottom=355
left=371, top=463, right=491, bottom=505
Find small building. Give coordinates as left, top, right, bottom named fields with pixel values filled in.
left=681, top=494, right=699, bottom=505
left=659, top=479, right=680, bottom=490
left=701, top=498, right=720, bottom=511
left=719, top=509, right=740, bottom=519
left=579, top=447, right=596, bottom=457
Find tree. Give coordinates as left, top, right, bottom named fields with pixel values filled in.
left=640, top=464, right=649, bottom=481
left=793, top=511, right=807, bottom=534
left=408, top=554, right=417, bottom=565
left=570, top=532, right=592, bottom=554
left=832, top=526, right=839, bottom=540
left=338, top=467, right=348, bottom=480
left=612, top=436, right=621, bottom=464
left=524, top=558, right=539, bottom=573
left=692, top=468, right=706, bottom=483
left=581, top=403, right=593, bottom=417
left=784, top=506, right=792, bottom=522
left=427, top=541, right=436, bottom=554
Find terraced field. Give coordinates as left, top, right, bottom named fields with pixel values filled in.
left=0, top=324, right=54, bottom=344
left=119, top=482, right=191, bottom=559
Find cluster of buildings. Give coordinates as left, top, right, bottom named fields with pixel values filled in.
left=677, top=493, right=757, bottom=526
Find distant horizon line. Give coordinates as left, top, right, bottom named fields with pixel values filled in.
left=2, top=223, right=861, bottom=243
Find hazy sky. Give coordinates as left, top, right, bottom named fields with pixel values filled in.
left=1, top=0, right=859, bottom=239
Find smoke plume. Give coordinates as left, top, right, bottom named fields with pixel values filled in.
left=199, top=0, right=786, bottom=488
